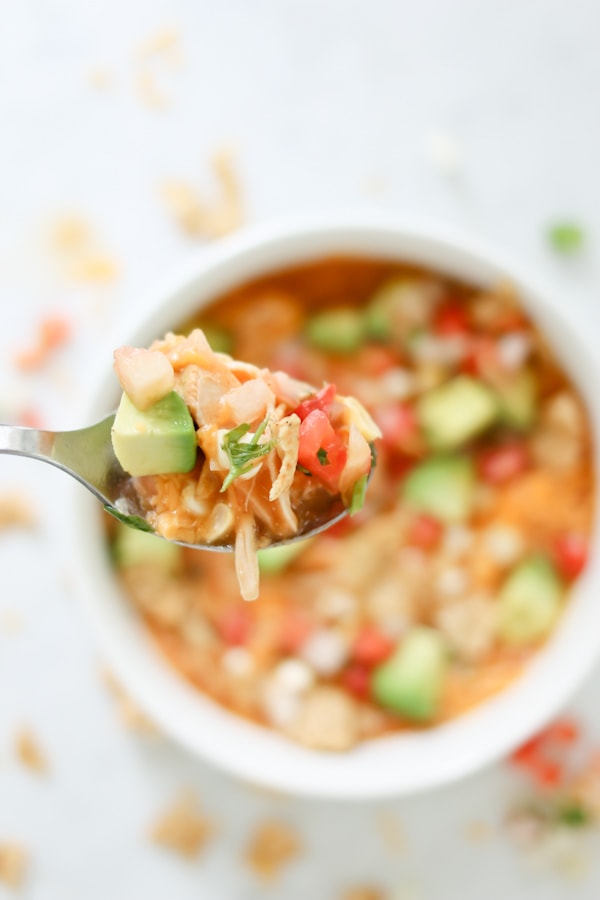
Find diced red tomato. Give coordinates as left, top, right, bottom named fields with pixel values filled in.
left=297, top=409, right=347, bottom=492
left=478, top=443, right=529, bottom=484
left=293, top=383, right=337, bottom=421
left=351, top=627, right=394, bottom=667
left=434, top=302, right=469, bottom=336
left=533, top=758, right=563, bottom=788
left=374, top=403, right=419, bottom=452
left=554, top=533, right=588, bottom=580
left=18, top=407, right=43, bottom=428
left=510, top=734, right=545, bottom=767
left=279, top=611, right=313, bottom=654
left=406, top=513, right=444, bottom=550
left=356, top=344, right=399, bottom=376
left=543, top=718, right=580, bottom=745
left=341, top=663, right=372, bottom=699
left=216, top=606, right=252, bottom=646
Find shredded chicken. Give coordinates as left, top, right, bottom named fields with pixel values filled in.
left=112, top=330, right=379, bottom=601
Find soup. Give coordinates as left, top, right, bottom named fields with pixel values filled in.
left=106, top=257, right=594, bottom=751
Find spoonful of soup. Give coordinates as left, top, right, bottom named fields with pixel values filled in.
left=0, top=328, right=380, bottom=599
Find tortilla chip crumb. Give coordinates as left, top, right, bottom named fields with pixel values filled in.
left=341, top=889, right=387, bottom=900
left=87, top=67, right=115, bottom=89
left=68, top=255, right=119, bottom=284
left=0, top=844, right=28, bottom=888
left=244, top=820, right=300, bottom=882
left=160, top=148, right=243, bottom=240
left=102, top=669, right=157, bottom=734
left=136, top=26, right=182, bottom=68
left=376, top=809, right=406, bottom=853
left=0, top=492, right=37, bottom=531
left=464, top=819, right=492, bottom=843
left=134, top=69, right=169, bottom=110
left=0, top=610, right=24, bottom=634
left=15, top=728, right=47, bottom=773
left=150, top=792, right=214, bottom=857
left=47, top=215, right=120, bottom=285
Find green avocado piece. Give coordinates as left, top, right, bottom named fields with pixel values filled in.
left=111, top=391, right=196, bottom=477
left=495, top=369, right=538, bottom=431
left=113, top=522, right=182, bottom=571
left=257, top=538, right=314, bottom=575
left=305, top=308, right=366, bottom=353
left=417, top=375, right=498, bottom=450
left=371, top=627, right=447, bottom=721
left=201, top=324, right=233, bottom=354
left=402, top=455, right=476, bottom=523
left=497, top=555, right=564, bottom=646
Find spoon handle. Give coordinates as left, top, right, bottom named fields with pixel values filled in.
left=0, top=423, right=56, bottom=461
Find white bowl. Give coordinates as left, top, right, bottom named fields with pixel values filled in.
left=70, top=213, right=600, bottom=799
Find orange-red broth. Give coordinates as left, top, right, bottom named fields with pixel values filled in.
left=107, top=258, right=594, bottom=751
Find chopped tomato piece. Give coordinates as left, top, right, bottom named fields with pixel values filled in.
left=374, top=403, right=419, bottom=452
left=460, top=337, right=500, bottom=378
left=293, top=383, right=337, bottom=421
left=216, top=605, right=252, bottom=646
left=554, top=533, right=588, bottom=580
left=297, top=409, right=347, bottom=492
left=356, top=344, right=399, bottom=376
left=341, top=663, right=371, bottom=699
left=478, top=443, right=529, bottom=484
left=18, top=407, right=43, bottom=428
left=352, top=627, right=394, bottom=667
left=533, top=758, right=563, bottom=788
left=434, top=302, right=469, bottom=336
left=544, top=718, right=580, bottom=744
left=406, top=513, right=444, bottom=550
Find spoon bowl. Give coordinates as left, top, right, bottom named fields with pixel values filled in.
left=0, top=415, right=352, bottom=549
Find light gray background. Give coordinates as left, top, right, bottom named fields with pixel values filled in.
left=1, top=1, right=600, bottom=898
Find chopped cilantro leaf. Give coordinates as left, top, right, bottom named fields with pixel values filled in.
left=221, top=416, right=275, bottom=492
left=547, top=222, right=585, bottom=255
left=317, top=447, right=329, bottom=466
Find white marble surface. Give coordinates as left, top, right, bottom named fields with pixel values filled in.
left=1, top=1, right=600, bottom=898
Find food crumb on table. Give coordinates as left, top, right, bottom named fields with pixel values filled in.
left=464, top=820, right=492, bottom=844
left=14, top=728, right=47, bottom=773
left=102, top=669, right=158, bottom=734
left=244, top=820, right=301, bottom=881
left=0, top=492, right=37, bottom=531
left=47, top=214, right=119, bottom=284
left=340, top=887, right=387, bottom=900
left=150, top=792, right=215, bottom=858
left=0, top=610, right=24, bottom=635
left=0, top=843, right=28, bottom=889
left=159, top=148, right=243, bottom=239
left=86, top=66, right=115, bottom=89
left=375, top=809, right=407, bottom=853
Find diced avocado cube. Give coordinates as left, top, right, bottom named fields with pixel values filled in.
left=305, top=308, right=365, bottom=354
left=113, top=522, right=182, bottom=571
left=497, top=555, right=564, bottom=645
left=257, top=538, right=314, bottom=574
left=371, top=627, right=447, bottom=721
left=111, top=391, right=196, bottom=477
left=417, top=375, right=498, bottom=450
left=495, top=370, right=538, bottom=431
left=402, top=455, right=476, bottom=523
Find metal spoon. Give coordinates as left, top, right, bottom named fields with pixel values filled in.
left=0, top=414, right=350, bottom=548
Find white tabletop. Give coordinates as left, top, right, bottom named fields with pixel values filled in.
left=1, top=2, right=600, bottom=898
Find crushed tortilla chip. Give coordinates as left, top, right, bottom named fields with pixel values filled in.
left=0, top=610, right=24, bottom=634
left=376, top=809, right=406, bottom=854
left=136, top=26, right=182, bottom=68
left=0, top=844, right=28, bottom=888
left=150, top=792, right=214, bottom=857
left=14, top=728, right=47, bottom=773
left=159, top=148, right=243, bottom=239
left=134, top=69, right=169, bottom=110
left=47, top=215, right=120, bottom=285
left=0, top=492, right=37, bottom=530
left=102, top=668, right=157, bottom=734
left=87, top=67, right=115, bottom=89
left=341, top=889, right=387, bottom=900
left=244, top=820, right=300, bottom=881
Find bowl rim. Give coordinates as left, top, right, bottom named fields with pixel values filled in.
left=69, top=212, right=600, bottom=799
